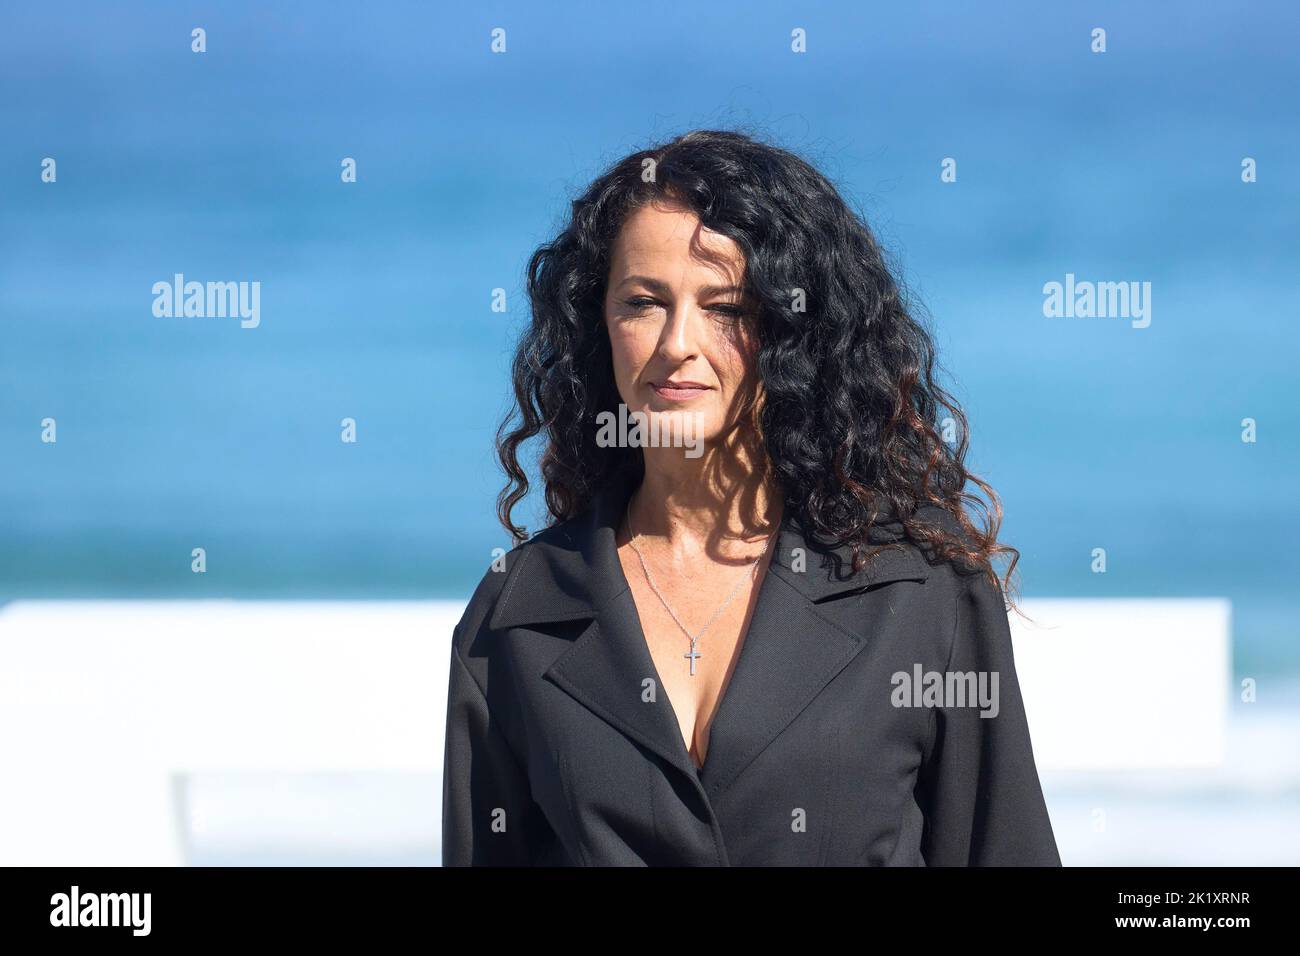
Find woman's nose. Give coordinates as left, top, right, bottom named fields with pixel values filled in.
left=656, top=304, right=700, bottom=362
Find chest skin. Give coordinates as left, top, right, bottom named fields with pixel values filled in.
left=614, top=540, right=775, bottom=772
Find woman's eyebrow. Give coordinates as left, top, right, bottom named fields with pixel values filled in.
left=615, top=275, right=746, bottom=297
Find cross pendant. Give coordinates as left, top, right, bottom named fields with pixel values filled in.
left=683, top=640, right=702, bottom=676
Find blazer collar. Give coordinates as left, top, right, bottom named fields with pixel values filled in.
left=489, top=473, right=931, bottom=632
left=485, top=472, right=935, bottom=810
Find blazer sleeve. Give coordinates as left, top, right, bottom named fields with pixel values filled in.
left=440, top=630, right=551, bottom=866
left=914, top=569, right=1062, bottom=866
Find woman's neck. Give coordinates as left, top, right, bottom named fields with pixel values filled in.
left=629, top=441, right=782, bottom=559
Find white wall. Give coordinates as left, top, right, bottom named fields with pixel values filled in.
left=0, top=597, right=1233, bottom=865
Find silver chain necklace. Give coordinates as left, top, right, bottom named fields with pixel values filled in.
left=625, top=500, right=776, bottom=677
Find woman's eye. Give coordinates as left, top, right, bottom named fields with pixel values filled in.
left=708, top=305, right=749, bottom=324
left=620, top=297, right=747, bottom=321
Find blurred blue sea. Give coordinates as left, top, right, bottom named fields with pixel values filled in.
left=1, top=1, right=1297, bottom=683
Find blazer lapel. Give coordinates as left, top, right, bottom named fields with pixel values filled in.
left=488, top=472, right=706, bottom=783
left=487, top=474, right=933, bottom=798
left=697, top=521, right=931, bottom=797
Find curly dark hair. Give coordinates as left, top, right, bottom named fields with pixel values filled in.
left=495, top=128, right=1020, bottom=606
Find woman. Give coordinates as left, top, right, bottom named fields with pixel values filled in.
left=442, top=129, right=1061, bottom=866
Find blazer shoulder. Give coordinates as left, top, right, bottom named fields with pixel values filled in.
left=451, top=518, right=578, bottom=651
left=452, top=540, right=527, bottom=648
left=902, top=500, right=1004, bottom=594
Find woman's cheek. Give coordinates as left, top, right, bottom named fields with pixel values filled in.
left=608, top=339, right=639, bottom=394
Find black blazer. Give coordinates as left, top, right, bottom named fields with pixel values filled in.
left=441, top=475, right=1061, bottom=866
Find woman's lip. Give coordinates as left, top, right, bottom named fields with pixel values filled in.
left=650, top=382, right=711, bottom=400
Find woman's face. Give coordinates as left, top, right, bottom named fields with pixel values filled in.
left=602, top=201, right=760, bottom=455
